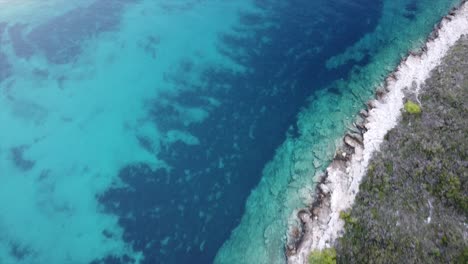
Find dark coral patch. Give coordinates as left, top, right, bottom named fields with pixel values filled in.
left=8, top=23, right=35, bottom=59
left=136, top=135, right=155, bottom=154
left=0, top=52, right=11, bottom=82
left=0, top=22, right=12, bottom=82
left=403, top=1, right=419, bottom=20
left=89, top=254, right=135, bottom=264
left=159, top=1, right=201, bottom=13
left=139, top=35, right=160, bottom=59
left=0, top=22, right=6, bottom=38
left=11, top=145, right=35, bottom=171
left=9, top=241, right=31, bottom=261
left=27, top=0, right=137, bottom=64
left=32, top=68, right=49, bottom=78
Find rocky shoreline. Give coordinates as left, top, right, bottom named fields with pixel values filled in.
left=285, top=1, right=468, bottom=263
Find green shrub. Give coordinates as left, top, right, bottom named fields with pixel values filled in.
left=339, top=211, right=357, bottom=225
left=308, top=248, right=337, bottom=264
left=458, top=247, right=468, bottom=263
left=404, top=100, right=422, bottom=114
left=384, top=161, right=393, bottom=174
left=339, top=211, right=351, bottom=220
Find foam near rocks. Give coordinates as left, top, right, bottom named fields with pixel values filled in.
left=287, top=2, right=468, bottom=263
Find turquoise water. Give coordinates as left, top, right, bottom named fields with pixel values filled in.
left=0, top=0, right=461, bottom=263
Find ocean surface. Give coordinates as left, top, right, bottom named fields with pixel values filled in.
left=0, top=0, right=461, bottom=263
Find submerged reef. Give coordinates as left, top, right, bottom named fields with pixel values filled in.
left=336, top=34, right=468, bottom=264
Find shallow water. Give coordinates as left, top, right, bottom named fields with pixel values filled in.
left=0, top=0, right=461, bottom=263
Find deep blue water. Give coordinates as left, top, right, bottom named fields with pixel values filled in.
left=97, top=1, right=382, bottom=263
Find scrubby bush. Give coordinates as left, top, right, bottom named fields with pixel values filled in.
left=309, top=248, right=336, bottom=264
left=339, top=211, right=357, bottom=225
left=404, top=100, right=421, bottom=114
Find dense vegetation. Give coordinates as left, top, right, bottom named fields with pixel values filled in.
left=335, top=37, right=468, bottom=263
